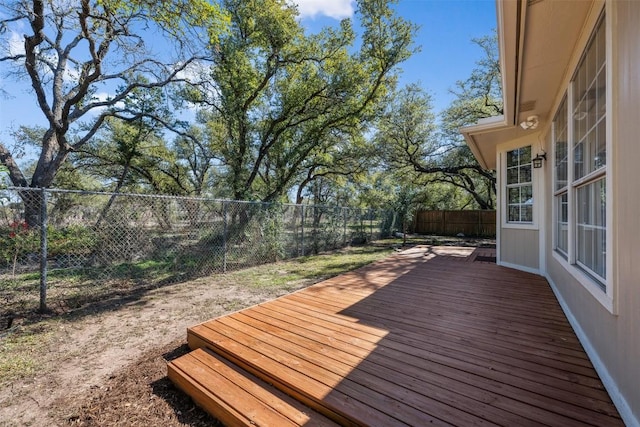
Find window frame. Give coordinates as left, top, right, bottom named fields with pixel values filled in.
left=501, top=142, right=539, bottom=231
left=551, top=9, right=614, bottom=313
left=505, top=145, right=534, bottom=224
left=553, top=97, right=569, bottom=258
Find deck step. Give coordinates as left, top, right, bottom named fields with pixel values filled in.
left=187, top=322, right=406, bottom=426
left=168, top=347, right=339, bottom=427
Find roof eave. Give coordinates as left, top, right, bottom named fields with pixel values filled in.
left=460, top=0, right=524, bottom=169
left=460, top=115, right=510, bottom=170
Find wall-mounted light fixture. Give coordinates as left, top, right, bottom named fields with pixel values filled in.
left=519, top=115, right=539, bottom=130
left=532, top=152, right=546, bottom=168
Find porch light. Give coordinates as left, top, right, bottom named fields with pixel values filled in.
left=519, top=115, right=539, bottom=130
left=532, top=153, right=546, bottom=168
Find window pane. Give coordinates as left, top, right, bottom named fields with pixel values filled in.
left=576, top=178, right=606, bottom=281
left=595, top=118, right=606, bottom=169
left=556, top=193, right=568, bottom=255
left=505, top=146, right=533, bottom=223
left=520, top=165, right=532, bottom=184
left=554, top=97, right=568, bottom=191
left=596, top=17, right=606, bottom=75
left=596, top=66, right=606, bottom=122
left=522, top=185, right=533, bottom=204
left=507, top=168, right=519, bottom=185
left=574, top=141, right=584, bottom=180
left=573, top=18, right=606, bottom=180
left=519, top=146, right=531, bottom=164
left=508, top=205, right=520, bottom=222
left=508, top=187, right=520, bottom=203
left=564, top=13, right=607, bottom=292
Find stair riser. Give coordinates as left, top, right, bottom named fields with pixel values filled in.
left=187, top=330, right=359, bottom=427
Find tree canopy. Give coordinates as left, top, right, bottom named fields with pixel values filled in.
left=183, top=0, right=416, bottom=202
left=1, top=0, right=503, bottom=224
left=373, top=33, right=502, bottom=211
left=0, top=0, right=227, bottom=190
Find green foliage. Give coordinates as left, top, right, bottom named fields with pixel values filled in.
left=0, top=165, right=8, bottom=190
left=255, top=206, right=287, bottom=262
left=47, top=226, right=96, bottom=258
left=373, top=33, right=501, bottom=211
left=171, top=121, right=225, bottom=197
left=97, top=0, right=230, bottom=45
left=375, top=84, right=439, bottom=172
left=294, top=132, right=378, bottom=206
left=0, top=0, right=229, bottom=202
left=74, top=83, right=189, bottom=195
left=444, top=31, right=503, bottom=133
left=0, top=224, right=97, bottom=271
left=185, top=0, right=416, bottom=202
left=0, top=221, right=38, bottom=274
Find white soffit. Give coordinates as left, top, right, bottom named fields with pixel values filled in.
left=461, top=0, right=594, bottom=170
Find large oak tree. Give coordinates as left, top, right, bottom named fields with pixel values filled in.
left=187, top=0, right=416, bottom=202
left=375, top=33, right=502, bottom=211
left=0, top=0, right=227, bottom=224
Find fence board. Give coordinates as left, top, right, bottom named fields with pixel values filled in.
left=413, top=210, right=496, bottom=237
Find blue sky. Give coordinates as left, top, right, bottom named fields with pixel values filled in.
left=297, top=0, right=497, bottom=113
left=392, top=0, right=497, bottom=113
left=0, top=0, right=497, bottom=147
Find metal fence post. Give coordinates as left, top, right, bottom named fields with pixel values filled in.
left=222, top=201, right=228, bottom=273
left=39, top=188, right=48, bottom=313
left=343, top=208, right=347, bottom=247
left=369, top=209, right=373, bottom=241
left=300, top=205, right=305, bottom=257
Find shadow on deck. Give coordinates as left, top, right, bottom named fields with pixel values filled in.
left=168, top=246, right=623, bottom=426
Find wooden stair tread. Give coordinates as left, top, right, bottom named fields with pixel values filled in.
left=168, top=348, right=339, bottom=427
left=188, top=322, right=426, bottom=426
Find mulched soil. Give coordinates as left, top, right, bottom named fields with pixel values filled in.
left=62, top=341, right=222, bottom=427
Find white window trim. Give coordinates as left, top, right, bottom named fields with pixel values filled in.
left=550, top=6, right=615, bottom=314
left=552, top=97, right=569, bottom=258
left=500, top=140, right=541, bottom=230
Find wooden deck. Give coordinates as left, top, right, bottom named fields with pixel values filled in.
left=168, top=246, right=623, bottom=426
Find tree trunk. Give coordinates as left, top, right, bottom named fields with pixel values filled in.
left=94, top=163, right=131, bottom=229
left=21, top=190, right=43, bottom=228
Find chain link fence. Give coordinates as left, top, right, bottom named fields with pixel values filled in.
left=0, top=187, right=399, bottom=315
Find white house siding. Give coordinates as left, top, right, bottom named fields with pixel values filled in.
left=499, top=229, right=539, bottom=273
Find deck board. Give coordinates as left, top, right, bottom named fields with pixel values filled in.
left=177, top=246, right=624, bottom=426
left=168, top=347, right=341, bottom=427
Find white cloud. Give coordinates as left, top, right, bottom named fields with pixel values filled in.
left=8, top=31, right=25, bottom=57
left=94, top=92, right=113, bottom=103
left=175, top=60, right=209, bottom=84
left=87, top=92, right=125, bottom=115
left=291, top=0, right=354, bottom=20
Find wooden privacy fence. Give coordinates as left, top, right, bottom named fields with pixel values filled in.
left=413, top=210, right=496, bottom=237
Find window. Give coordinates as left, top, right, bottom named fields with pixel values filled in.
left=506, top=146, right=533, bottom=223
left=553, top=14, right=606, bottom=289
left=554, top=97, right=569, bottom=256
left=576, top=180, right=606, bottom=279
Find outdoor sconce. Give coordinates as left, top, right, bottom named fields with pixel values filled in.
left=519, top=115, right=539, bottom=130
left=533, top=153, right=546, bottom=168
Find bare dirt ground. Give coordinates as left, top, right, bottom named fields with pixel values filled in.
left=0, top=274, right=303, bottom=427
left=0, top=238, right=493, bottom=427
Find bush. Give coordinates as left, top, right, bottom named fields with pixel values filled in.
left=0, top=221, right=39, bottom=272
